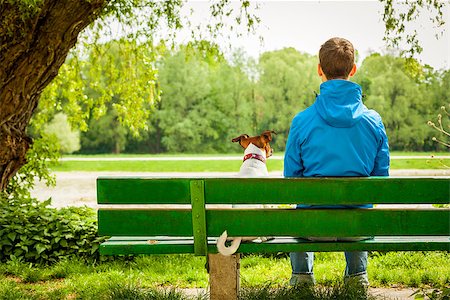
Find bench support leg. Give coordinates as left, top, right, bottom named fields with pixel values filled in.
left=208, top=253, right=240, bottom=300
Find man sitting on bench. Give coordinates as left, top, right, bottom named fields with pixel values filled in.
left=284, top=37, right=390, bottom=287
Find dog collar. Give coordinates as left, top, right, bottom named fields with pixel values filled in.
left=243, top=153, right=266, bottom=163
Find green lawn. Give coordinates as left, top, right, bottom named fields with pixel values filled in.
left=61, top=151, right=450, bottom=159
left=51, top=157, right=450, bottom=172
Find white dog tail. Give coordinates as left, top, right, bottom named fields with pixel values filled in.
left=216, top=230, right=242, bottom=256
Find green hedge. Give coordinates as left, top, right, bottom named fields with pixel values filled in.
left=0, top=198, right=106, bottom=264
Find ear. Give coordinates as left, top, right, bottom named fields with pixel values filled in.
left=231, top=134, right=249, bottom=143
left=261, top=130, right=276, bottom=143
left=318, top=64, right=327, bottom=81
left=318, top=64, right=323, bottom=77
left=349, top=64, right=357, bottom=77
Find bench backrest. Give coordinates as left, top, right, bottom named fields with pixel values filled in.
left=97, top=177, right=450, bottom=255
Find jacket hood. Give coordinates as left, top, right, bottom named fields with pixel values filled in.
left=315, top=80, right=365, bottom=128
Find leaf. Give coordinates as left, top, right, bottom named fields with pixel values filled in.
left=35, top=244, right=46, bottom=255
left=7, top=232, right=17, bottom=241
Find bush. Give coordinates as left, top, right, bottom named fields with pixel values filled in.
left=0, top=197, right=107, bottom=264
left=43, top=112, right=81, bottom=154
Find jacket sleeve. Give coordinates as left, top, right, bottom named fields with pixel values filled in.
left=370, top=120, right=390, bottom=176
left=284, top=122, right=304, bottom=178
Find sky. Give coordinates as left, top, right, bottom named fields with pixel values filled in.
left=182, top=1, right=450, bottom=70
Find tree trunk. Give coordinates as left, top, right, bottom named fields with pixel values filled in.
left=0, top=0, right=106, bottom=191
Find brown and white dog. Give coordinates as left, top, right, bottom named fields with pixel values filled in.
left=231, top=130, right=275, bottom=177
left=216, top=130, right=276, bottom=255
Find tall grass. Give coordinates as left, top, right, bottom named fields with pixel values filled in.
left=240, top=282, right=377, bottom=300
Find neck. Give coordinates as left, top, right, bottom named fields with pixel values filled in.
left=243, top=143, right=266, bottom=163
left=244, top=143, right=265, bottom=156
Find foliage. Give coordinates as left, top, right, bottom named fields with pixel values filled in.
left=72, top=47, right=450, bottom=154
left=256, top=48, right=319, bottom=149
left=43, top=113, right=81, bottom=154
left=353, top=54, right=446, bottom=151
left=80, top=108, right=128, bottom=154
left=2, top=134, right=59, bottom=201
left=1, top=0, right=261, bottom=195
left=156, top=46, right=255, bottom=153
left=380, top=0, right=447, bottom=59
left=3, top=1, right=447, bottom=196
left=0, top=197, right=106, bottom=264
left=33, top=1, right=261, bottom=138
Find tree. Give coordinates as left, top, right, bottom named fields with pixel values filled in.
left=353, top=53, right=444, bottom=151
left=256, top=48, right=319, bottom=150
left=0, top=0, right=259, bottom=191
left=0, top=0, right=103, bottom=190
left=156, top=45, right=254, bottom=153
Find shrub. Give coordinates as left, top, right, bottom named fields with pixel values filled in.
left=0, top=197, right=107, bottom=264
left=43, top=112, right=81, bottom=154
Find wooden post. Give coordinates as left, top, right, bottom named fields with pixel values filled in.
left=208, top=253, right=240, bottom=300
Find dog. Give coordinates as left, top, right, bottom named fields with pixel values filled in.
left=231, top=130, right=275, bottom=177
left=216, top=130, right=276, bottom=256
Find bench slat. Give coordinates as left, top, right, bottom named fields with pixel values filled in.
left=97, top=177, right=450, bottom=205
left=206, top=209, right=450, bottom=237
left=98, top=209, right=193, bottom=236
left=99, top=236, right=450, bottom=255
left=204, top=178, right=450, bottom=205
left=98, top=209, right=450, bottom=237
left=97, top=178, right=191, bottom=204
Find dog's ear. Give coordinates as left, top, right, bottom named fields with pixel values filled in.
left=261, top=130, right=276, bottom=143
left=232, top=134, right=249, bottom=143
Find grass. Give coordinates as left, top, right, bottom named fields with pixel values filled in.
left=240, top=282, right=377, bottom=300
left=51, top=159, right=258, bottom=172
left=62, top=151, right=450, bottom=158
left=50, top=157, right=450, bottom=172
left=390, top=158, right=450, bottom=169
left=0, top=252, right=448, bottom=299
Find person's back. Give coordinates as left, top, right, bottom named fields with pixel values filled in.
left=284, top=37, right=390, bottom=286
left=285, top=80, right=389, bottom=178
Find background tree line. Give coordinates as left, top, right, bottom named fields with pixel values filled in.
left=39, top=42, right=450, bottom=154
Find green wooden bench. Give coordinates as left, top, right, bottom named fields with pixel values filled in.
left=97, top=177, right=450, bottom=299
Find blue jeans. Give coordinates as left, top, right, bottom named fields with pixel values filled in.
left=290, top=250, right=368, bottom=285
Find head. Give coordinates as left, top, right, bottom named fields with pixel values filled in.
left=318, top=37, right=357, bottom=82
left=232, top=130, right=277, bottom=158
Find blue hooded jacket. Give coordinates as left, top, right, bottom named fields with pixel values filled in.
left=284, top=80, right=390, bottom=208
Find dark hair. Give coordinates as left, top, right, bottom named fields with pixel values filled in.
left=319, top=37, right=355, bottom=79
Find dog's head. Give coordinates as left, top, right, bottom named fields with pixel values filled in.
left=232, top=130, right=277, bottom=158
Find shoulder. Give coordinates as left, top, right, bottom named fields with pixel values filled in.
left=288, top=105, right=319, bottom=143
left=291, top=105, right=317, bottom=126
left=361, top=108, right=387, bottom=133
left=359, top=106, right=382, bottom=124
